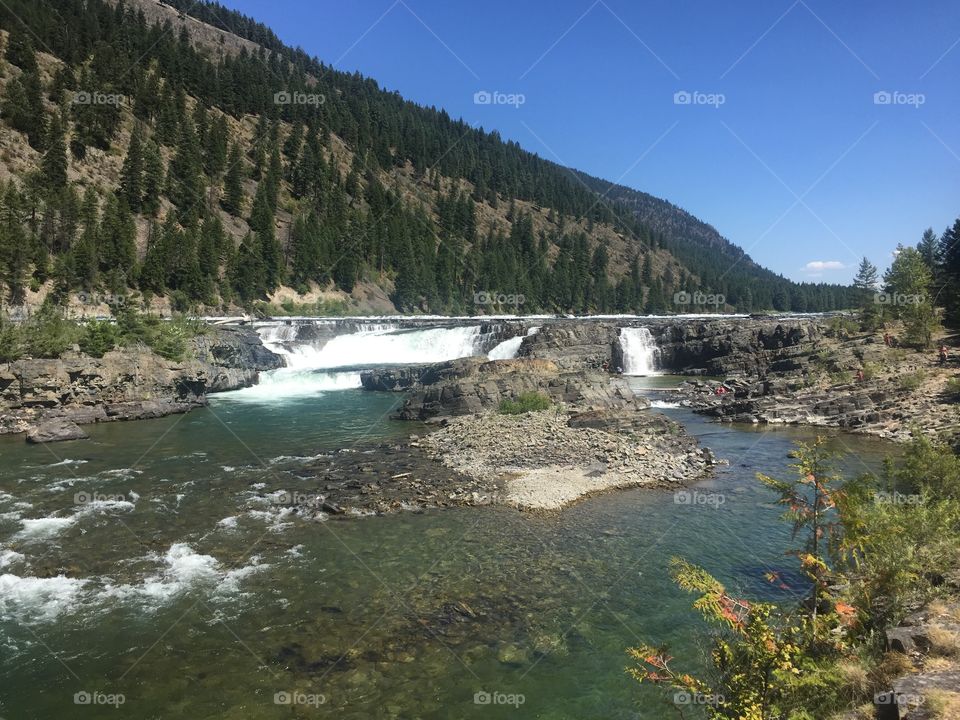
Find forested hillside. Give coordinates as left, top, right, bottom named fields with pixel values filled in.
left=0, top=0, right=859, bottom=316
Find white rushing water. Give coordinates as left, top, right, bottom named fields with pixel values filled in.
left=224, top=324, right=489, bottom=401
left=487, top=326, right=540, bottom=360
left=619, top=327, right=661, bottom=376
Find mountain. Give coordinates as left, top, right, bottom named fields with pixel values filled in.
left=0, top=0, right=858, bottom=316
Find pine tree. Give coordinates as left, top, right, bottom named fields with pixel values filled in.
left=2, top=68, right=46, bottom=149
left=119, top=128, right=144, bottom=212
left=41, top=112, right=68, bottom=192
left=222, top=141, right=245, bottom=215
left=167, top=118, right=203, bottom=221
left=5, top=24, right=37, bottom=72
left=97, top=194, right=136, bottom=278
left=884, top=245, right=938, bottom=347
left=853, top=257, right=881, bottom=330
left=141, top=139, right=164, bottom=216
left=938, top=218, right=960, bottom=324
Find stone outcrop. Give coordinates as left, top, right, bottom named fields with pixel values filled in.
left=648, top=317, right=822, bottom=376
left=419, top=409, right=717, bottom=510
left=0, top=325, right=283, bottom=442
left=518, top=322, right=620, bottom=370
left=869, top=600, right=960, bottom=719
left=383, top=356, right=648, bottom=421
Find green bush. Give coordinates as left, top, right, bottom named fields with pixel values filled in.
left=498, top=392, right=551, bottom=415
left=78, top=320, right=123, bottom=358
left=898, top=370, right=926, bottom=392
left=826, top=316, right=859, bottom=339
left=0, top=317, right=22, bottom=362
left=22, top=304, right=80, bottom=358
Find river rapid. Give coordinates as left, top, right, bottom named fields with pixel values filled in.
left=0, top=321, right=895, bottom=719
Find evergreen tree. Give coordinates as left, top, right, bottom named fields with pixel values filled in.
left=40, top=112, right=68, bottom=192
left=939, top=218, right=960, bottom=324
left=884, top=245, right=938, bottom=347
left=222, top=141, right=245, bottom=216
left=917, top=228, right=940, bottom=273
left=167, top=118, right=204, bottom=221
left=119, top=128, right=144, bottom=212
left=852, top=257, right=881, bottom=330
left=141, top=139, right=164, bottom=216
left=2, top=68, right=46, bottom=149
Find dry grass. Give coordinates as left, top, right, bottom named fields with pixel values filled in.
left=873, top=652, right=917, bottom=685
left=927, top=689, right=960, bottom=719
left=837, top=658, right=873, bottom=698
left=928, top=626, right=960, bottom=657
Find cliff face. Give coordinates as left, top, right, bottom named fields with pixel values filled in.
left=0, top=326, right=282, bottom=442
left=513, top=318, right=823, bottom=376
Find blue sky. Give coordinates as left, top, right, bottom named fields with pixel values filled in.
left=217, top=0, right=960, bottom=284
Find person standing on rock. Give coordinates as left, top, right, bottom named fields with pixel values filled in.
left=939, top=344, right=948, bottom=366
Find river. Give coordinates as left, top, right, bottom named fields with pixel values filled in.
left=0, top=322, right=895, bottom=719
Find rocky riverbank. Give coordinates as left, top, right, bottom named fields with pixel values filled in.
left=420, top=410, right=717, bottom=510
left=355, top=352, right=717, bottom=511
left=0, top=325, right=283, bottom=442
left=673, top=328, right=960, bottom=443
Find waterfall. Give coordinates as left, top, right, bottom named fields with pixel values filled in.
left=487, top=326, right=541, bottom=360
left=220, top=324, right=488, bottom=402
left=619, top=327, right=661, bottom=376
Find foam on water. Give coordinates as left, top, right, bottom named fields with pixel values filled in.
left=650, top=400, right=681, bottom=409
left=15, top=516, right=76, bottom=540
left=221, top=369, right=362, bottom=403
left=104, top=544, right=265, bottom=605
left=0, top=549, right=24, bottom=569
left=0, top=574, right=88, bottom=621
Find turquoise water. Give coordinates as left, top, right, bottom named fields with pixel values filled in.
left=0, top=381, right=894, bottom=719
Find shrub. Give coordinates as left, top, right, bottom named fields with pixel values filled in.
left=898, top=371, right=926, bottom=392
left=829, top=370, right=852, bottom=385
left=0, top=317, right=22, bottom=362
left=498, top=392, right=551, bottom=415
left=861, top=361, right=882, bottom=381
left=22, top=304, right=80, bottom=358
left=78, top=320, right=123, bottom=358
left=945, top=377, right=960, bottom=398
left=826, top=316, right=859, bottom=339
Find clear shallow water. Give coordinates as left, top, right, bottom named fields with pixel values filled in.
left=0, top=381, right=894, bottom=719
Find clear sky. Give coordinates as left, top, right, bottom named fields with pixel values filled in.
left=216, top=0, right=959, bottom=284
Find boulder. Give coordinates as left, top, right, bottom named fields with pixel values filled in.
left=26, top=417, right=88, bottom=443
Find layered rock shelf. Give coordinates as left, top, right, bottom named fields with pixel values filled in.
left=0, top=326, right=283, bottom=442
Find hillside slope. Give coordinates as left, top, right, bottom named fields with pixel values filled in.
left=0, top=0, right=857, bottom=317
